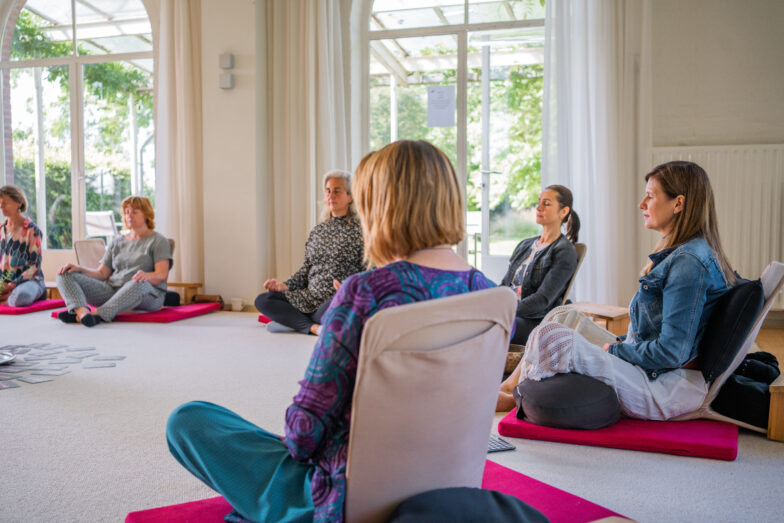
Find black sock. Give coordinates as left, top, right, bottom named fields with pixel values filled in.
left=81, top=314, right=103, bottom=327
left=57, top=311, right=78, bottom=324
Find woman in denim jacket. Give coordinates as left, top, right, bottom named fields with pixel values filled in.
left=501, top=185, right=580, bottom=345
left=498, top=162, right=735, bottom=420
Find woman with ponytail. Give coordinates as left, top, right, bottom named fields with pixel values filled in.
left=500, top=185, right=580, bottom=345
left=498, top=162, right=734, bottom=420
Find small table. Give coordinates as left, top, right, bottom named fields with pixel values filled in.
left=45, top=282, right=61, bottom=300
left=571, top=302, right=630, bottom=337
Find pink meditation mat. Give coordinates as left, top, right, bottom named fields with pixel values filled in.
left=50, top=302, right=222, bottom=323
left=0, top=299, right=65, bottom=315
left=125, top=460, right=627, bottom=523
left=257, top=314, right=271, bottom=324
left=498, top=409, right=738, bottom=461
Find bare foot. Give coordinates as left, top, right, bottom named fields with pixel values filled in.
left=496, top=391, right=516, bottom=412
left=499, top=362, right=522, bottom=394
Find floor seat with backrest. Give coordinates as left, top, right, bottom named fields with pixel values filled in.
left=344, top=286, right=516, bottom=523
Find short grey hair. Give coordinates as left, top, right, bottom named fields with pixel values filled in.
left=321, top=169, right=357, bottom=222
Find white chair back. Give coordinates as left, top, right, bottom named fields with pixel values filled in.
left=344, top=287, right=516, bottom=523
left=74, top=238, right=107, bottom=268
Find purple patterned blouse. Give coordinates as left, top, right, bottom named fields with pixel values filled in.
left=283, top=261, right=496, bottom=522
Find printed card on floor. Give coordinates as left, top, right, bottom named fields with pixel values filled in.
left=0, top=380, right=21, bottom=389
left=0, top=367, right=25, bottom=373
left=54, top=358, right=83, bottom=364
left=10, top=348, right=31, bottom=355
left=92, top=356, right=126, bottom=361
left=0, top=374, right=18, bottom=381
left=66, top=346, right=96, bottom=352
left=82, top=362, right=116, bottom=369
left=32, top=370, right=71, bottom=376
left=24, top=355, right=58, bottom=361
left=18, top=375, right=54, bottom=384
left=40, top=365, right=68, bottom=371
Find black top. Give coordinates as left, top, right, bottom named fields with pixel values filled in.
left=500, top=234, right=578, bottom=320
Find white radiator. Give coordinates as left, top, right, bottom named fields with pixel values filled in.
left=651, top=144, right=784, bottom=310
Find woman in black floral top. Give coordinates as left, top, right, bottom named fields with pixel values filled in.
left=255, top=170, right=364, bottom=335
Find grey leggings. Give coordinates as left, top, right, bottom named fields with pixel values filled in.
left=7, top=280, right=46, bottom=307
left=56, top=272, right=165, bottom=321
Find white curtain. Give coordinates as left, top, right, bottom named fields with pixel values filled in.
left=542, top=0, right=652, bottom=306
left=265, top=0, right=351, bottom=277
left=155, top=0, right=203, bottom=283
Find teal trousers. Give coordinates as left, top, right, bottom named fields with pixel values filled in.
left=166, top=401, right=314, bottom=522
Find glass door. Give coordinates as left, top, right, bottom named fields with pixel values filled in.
left=468, top=27, right=544, bottom=281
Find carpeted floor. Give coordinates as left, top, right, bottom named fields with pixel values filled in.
left=2, top=310, right=783, bottom=522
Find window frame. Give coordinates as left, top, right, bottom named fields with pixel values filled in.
left=0, top=0, right=154, bottom=250
left=356, top=0, right=544, bottom=257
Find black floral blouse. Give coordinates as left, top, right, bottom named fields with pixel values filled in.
left=284, top=215, right=364, bottom=314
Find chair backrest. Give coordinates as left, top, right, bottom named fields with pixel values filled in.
left=85, top=211, right=119, bottom=240
left=677, top=261, right=784, bottom=424
left=167, top=238, right=175, bottom=269
left=344, top=287, right=516, bottom=523
left=707, top=262, right=784, bottom=393
left=561, top=242, right=587, bottom=305
left=74, top=238, right=106, bottom=268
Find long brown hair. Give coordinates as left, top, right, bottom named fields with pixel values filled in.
left=642, top=161, right=736, bottom=285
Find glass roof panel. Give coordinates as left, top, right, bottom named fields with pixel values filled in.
left=371, top=0, right=464, bottom=31
left=10, top=0, right=152, bottom=60
left=468, top=0, right=545, bottom=24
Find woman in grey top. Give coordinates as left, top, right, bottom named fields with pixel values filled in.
left=255, top=170, right=365, bottom=335
left=501, top=185, right=580, bottom=345
left=56, top=196, right=171, bottom=327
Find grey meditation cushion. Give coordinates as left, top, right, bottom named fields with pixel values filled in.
left=514, top=372, right=621, bottom=430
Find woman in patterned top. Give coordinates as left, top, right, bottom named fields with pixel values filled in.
left=167, top=140, right=498, bottom=522
left=0, top=185, right=45, bottom=307
left=255, top=170, right=364, bottom=335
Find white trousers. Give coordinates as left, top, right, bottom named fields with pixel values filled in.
left=519, top=306, right=708, bottom=420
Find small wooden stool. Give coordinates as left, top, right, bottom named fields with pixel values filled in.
left=45, top=282, right=61, bottom=300
left=768, top=375, right=784, bottom=442
left=167, top=282, right=202, bottom=304
left=571, top=302, right=630, bottom=337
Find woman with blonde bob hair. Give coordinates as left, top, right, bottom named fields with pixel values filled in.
left=498, top=161, right=735, bottom=421
left=166, top=140, right=498, bottom=522
left=56, top=195, right=171, bottom=327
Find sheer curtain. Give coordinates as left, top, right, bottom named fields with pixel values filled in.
left=264, top=0, right=352, bottom=277
left=154, top=0, right=204, bottom=283
left=542, top=0, right=651, bottom=306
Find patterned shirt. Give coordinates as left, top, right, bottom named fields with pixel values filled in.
left=0, top=217, right=44, bottom=284
left=285, top=215, right=364, bottom=314
left=283, top=261, right=496, bottom=522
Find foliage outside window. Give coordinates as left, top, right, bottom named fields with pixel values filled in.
left=3, top=5, right=154, bottom=249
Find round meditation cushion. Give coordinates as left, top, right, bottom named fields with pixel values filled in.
left=513, top=372, right=621, bottom=430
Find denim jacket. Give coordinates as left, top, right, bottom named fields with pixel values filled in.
left=609, top=237, right=729, bottom=380
left=500, top=234, right=578, bottom=320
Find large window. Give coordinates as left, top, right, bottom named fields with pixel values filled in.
left=1, top=0, right=154, bottom=249
left=366, top=0, right=544, bottom=278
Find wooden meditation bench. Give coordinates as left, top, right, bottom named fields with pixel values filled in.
left=571, top=302, right=630, bottom=336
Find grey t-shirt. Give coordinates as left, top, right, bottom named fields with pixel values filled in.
left=101, top=231, right=171, bottom=291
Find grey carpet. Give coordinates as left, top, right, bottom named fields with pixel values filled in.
left=1, top=310, right=783, bottom=522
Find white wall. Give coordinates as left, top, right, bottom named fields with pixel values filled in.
left=200, top=0, right=260, bottom=307
left=651, top=0, right=784, bottom=146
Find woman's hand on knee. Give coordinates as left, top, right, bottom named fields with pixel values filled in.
left=58, top=264, right=80, bottom=275
left=132, top=270, right=151, bottom=283
left=264, top=279, right=288, bottom=292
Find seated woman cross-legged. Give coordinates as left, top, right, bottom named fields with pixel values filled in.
left=167, top=140, right=499, bottom=522
left=255, top=170, right=364, bottom=335
left=0, top=185, right=46, bottom=307
left=498, top=161, right=735, bottom=420
left=56, top=196, right=171, bottom=327
left=501, top=185, right=580, bottom=346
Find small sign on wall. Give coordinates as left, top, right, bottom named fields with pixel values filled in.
left=427, top=85, right=455, bottom=127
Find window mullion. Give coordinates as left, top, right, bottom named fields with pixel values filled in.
left=69, top=61, right=85, bottom=242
